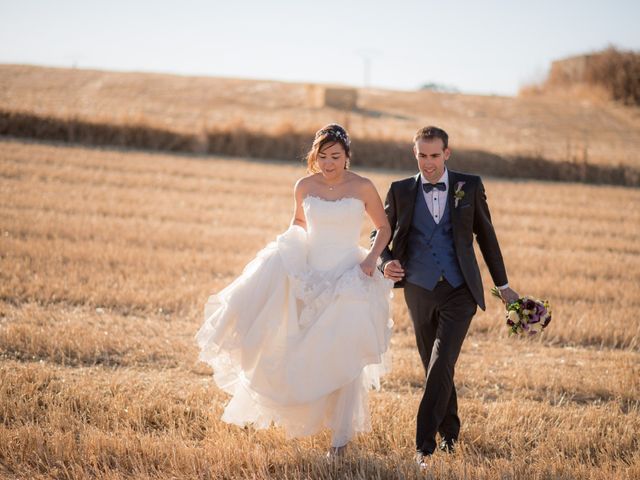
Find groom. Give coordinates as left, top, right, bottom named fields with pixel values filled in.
left=376, top=126, right=518, bottom=466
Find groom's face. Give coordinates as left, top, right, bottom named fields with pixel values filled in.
left=414, top=138, right=450, bottom=183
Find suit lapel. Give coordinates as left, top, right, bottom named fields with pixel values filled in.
left=404, top=173, right=421, bottom=229
left=391, top=174, right=421, bottom=263
left=447, top=170, right=460, bottom=236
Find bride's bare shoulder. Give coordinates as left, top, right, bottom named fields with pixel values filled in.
left=294, top=174, right=322, bottom=195
left=345, top=171, right=376, bottom=191
left=340, top=171, right=365, bottom=185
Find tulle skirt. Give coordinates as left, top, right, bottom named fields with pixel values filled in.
left=196, top=225, right=393, bottom=445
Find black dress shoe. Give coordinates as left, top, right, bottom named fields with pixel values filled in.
left=439, top=438, right=456, bottom=453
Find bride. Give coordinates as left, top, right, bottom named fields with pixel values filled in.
left=196, top=124, right=394, bottom=457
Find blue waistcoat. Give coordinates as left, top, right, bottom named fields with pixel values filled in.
left=404, top=188, right=465, bottom=291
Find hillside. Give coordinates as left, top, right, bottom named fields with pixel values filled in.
left=1, top=64, right=639, bottom=183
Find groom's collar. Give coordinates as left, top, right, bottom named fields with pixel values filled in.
left=419, top=168, right=449, bottom=190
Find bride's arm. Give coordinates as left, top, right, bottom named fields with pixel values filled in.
left=361, top=179, right=391, bottom=275
left=290, top=178, right=307, bottom=230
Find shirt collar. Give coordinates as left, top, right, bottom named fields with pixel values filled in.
left=420, top=168, right=449, bottom=190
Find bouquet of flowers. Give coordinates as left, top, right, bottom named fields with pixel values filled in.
left=491, top=288, right=552, bottom=336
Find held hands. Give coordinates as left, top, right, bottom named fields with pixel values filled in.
left=383, top=260, right=405, bottom=282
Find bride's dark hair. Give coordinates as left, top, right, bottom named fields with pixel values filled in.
left=305, top=124, right=351, bottom=173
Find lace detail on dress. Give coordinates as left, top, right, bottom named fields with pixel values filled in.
left=277, top=223, right=392, bottom=329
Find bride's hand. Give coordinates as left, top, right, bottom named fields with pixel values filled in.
left=359, top=254, right=377, bottom=277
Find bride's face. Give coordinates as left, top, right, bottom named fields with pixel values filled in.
left=317, top=142, right=348, bottom=180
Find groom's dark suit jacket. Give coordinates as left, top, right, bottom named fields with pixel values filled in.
left=378, top=170, right=507, bottom=310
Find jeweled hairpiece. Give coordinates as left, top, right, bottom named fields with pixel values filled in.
left=316, top=126, right=350, bottom=146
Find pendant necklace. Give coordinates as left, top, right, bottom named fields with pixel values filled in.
left=326, top=177, right=344, bottom=191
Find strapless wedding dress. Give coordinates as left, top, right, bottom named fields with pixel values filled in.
left=196, top=196, right=393, bottom=446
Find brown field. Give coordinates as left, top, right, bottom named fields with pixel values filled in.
left=1, top=138, right=639, bottom=479
left=2, top=64, right=640, bottom=171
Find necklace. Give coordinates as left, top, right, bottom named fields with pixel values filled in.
left=324, top=176, right=345, bottom=191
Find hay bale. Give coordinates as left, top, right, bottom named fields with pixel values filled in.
left=549, top=55, right=591, bottom=83
left=306, top=85, right=358, bottom=110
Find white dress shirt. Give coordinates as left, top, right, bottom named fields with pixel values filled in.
left=420, top=169, right=449, bottom=225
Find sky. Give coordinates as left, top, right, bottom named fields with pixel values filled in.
left=1, top=0, right=639, bottom=96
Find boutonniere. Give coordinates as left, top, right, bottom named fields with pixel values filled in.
left=454, top=181, right=466, bottom=207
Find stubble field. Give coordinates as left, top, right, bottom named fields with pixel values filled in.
left=1, top=138, right=639, bottom=479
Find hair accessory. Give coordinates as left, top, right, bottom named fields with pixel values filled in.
left=316, top=126, right=350, bottom=146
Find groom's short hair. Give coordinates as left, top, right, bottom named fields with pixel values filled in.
left=413, top=126, right=449, bottom=149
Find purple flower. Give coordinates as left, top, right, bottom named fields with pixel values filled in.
left=503, top=296, right=551, bottom=336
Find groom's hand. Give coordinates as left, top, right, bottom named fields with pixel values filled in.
left=499, top=287, right=519, bottom=305
left=383, top=260, right=405, bottom=282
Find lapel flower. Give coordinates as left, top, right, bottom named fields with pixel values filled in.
left=454, top=181, right=466, bottom=208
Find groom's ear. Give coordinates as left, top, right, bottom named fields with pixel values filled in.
left=444, top=147, right=451, bottom=161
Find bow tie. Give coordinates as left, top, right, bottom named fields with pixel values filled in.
left=423, top=182, right=446, bottom=193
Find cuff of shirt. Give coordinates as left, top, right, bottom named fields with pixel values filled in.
left=496, top=283, right=509, bottom=290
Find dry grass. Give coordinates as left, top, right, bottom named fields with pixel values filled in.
left=1, top=64, right=640, bottom=171
left=1, top=138, right=639, bottom=479
left=4, top=110, right=637, bottom=186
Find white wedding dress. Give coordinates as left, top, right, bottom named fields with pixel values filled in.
left=196, top=195, right=393, bottom=447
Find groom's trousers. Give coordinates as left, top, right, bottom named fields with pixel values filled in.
left=404, top=279, right=477, bottom=455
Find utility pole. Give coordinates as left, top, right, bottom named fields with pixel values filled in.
left=357, top=49, right=380, bottom=88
